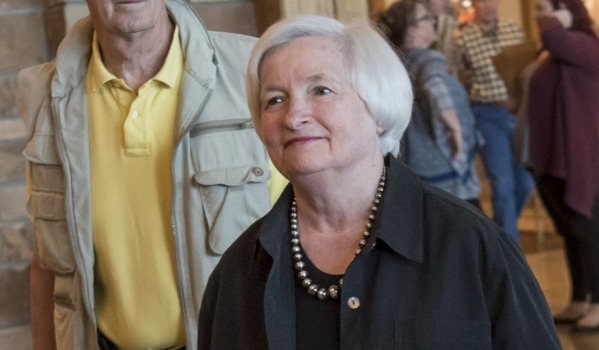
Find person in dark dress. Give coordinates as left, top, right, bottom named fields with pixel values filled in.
left=528, top=0, right=599, bottom=331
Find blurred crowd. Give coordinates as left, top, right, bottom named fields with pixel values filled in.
left=378, top=0, right=599, bottom=333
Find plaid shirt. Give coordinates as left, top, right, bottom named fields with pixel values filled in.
left=457, top=18, right=524, bottom=103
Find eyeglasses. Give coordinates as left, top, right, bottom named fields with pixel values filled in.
left=411, top=14, right=436, bottom=26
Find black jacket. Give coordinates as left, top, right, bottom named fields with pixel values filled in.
left=198, top=156, right=561, bottom=349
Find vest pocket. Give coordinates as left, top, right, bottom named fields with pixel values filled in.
left=189, top=121, right=271, bottom=255
left=24, top=133, right=75, bottom=273
left=193, top=165, right=270, bottom=254
left=31, top=216, right=75, bottom=274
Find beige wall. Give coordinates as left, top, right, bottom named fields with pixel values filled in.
left=498, top=0, right=523, bottom=26
left=585, top=0, right=599, bottom=23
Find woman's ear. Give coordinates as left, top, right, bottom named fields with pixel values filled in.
left=376, top=126, right=385, bottom=135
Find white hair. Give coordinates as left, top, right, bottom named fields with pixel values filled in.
left=246, top=15, right=413, bottom=157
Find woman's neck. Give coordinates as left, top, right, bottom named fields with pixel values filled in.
left=291, top=157, right=385, bottom=234
left=290, top=158, right=386, bottom=274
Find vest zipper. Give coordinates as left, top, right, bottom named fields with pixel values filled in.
left=189, top=118, right=254, bottom=138
left=169, top=89, right=213, bottom=349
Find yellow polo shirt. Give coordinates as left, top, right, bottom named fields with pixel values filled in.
left=87, top=28, right=184, bottom=349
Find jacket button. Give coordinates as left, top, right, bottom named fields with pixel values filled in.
left=347, top=297, right=360, bottom=309
left=252, top=167, right=264, bottom=176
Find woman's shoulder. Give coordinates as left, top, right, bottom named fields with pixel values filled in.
left=422, top=184, right=486, bottom=219
left=420, top=183, right=508, bottom=244
left=416, top=185, right=525, bottom=279
left=216, top=199, right=290, bottom=273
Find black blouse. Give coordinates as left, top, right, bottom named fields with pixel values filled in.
left=198, top=156, right=561, bottom=349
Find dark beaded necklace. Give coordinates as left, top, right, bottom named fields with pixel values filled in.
left=290, top=167, right=387, bottom=300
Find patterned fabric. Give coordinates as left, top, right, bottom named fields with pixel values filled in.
left=457, top=19, right=524, bottom=103
left=425, top=76, right=454, bottom=114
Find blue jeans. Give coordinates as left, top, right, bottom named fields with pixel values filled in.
left=472, top=103, right=533, bottom=242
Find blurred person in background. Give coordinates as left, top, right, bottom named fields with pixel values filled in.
left=457, top=0, right=533, bottom=243
left=528, top=0, right=599, bottom=332
left=422, top=0, right=462, bottom=76
left=379, top=0, right=481, bottom=208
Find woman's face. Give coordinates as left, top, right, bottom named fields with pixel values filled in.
left=408, top=3, right=438, bottom=48
left=258, top=36, right=382, bottom=179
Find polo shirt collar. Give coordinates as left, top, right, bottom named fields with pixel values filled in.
left=87, top=32, right=114, bottom=92
left=153, top=26, right=182, bottom=88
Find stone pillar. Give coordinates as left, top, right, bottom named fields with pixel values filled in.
left=0, top=0, right=48, bottom=347
left=190, top=0, right=258, bottom=36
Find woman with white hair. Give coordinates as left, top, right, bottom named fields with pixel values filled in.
left=197, top=15, right=560, bottom=349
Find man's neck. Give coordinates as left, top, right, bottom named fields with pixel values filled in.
left=97, top=18, right=175, bottom=91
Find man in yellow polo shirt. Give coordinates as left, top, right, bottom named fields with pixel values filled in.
left=20, top=0, right=285, bottom=349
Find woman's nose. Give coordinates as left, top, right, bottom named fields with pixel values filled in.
left=284, top=98, right=310, bottom=129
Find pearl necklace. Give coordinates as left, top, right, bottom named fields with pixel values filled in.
left=290, top=167, right=387, bottom=301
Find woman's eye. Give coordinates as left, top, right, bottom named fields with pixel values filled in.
left=265, top=96, right=284, bottom=109
left=314, top=86, right=333, bottom=95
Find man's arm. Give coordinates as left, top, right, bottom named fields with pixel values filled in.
left=30, top=247, right=57, bottom=350
left=20, top=64, right=59, bottom=350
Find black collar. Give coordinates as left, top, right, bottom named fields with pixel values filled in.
left=259, top=155, right=425, bottom=264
